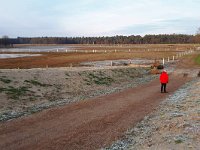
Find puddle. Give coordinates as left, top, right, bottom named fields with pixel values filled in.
left=81, top=59, right=154, bottom=67
left=0, top=54, right=42, bottom=59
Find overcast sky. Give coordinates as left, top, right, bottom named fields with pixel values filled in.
left=0, top=0, right=200, bottom=37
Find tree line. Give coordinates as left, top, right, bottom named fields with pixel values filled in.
left=1, top=34, right=200, bottom=47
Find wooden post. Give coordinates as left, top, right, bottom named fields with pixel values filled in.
left=173, top=56, right=175, bottom=61
left=168, top=57, right=170, bottom=62
left=162, top=58, right=165, bottom=65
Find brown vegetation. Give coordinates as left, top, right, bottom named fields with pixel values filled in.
left=0, top=51, right=176, bottom=69
left=1, top=44, right=198, bottom=69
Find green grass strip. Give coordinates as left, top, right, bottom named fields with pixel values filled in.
left=195, top=54, right=200, bottom=65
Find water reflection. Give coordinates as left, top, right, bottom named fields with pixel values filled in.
left=0, top=54, right=42, bottom=59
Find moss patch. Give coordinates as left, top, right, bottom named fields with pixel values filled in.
left=195, top=54, right=200, bottom=65
left=0, top=86, right=31, bottom=100
left=24, top=80, right=50, bottom=87
left=0, top=76, right=12, bottom=84
left=84, top=71, right=114, bottom=86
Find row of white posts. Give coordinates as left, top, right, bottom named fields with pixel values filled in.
left=22, top=46, right=199, bottom=53
left=109, top=50, right=195, bottom=67
left=162, top=50, right=194, bottom=65
left=43, top=48, right=147, bottom=53
left=36, top=47, right=197, bottom=54
left=50, top=48, right=196, bottom=54
left=66, top=49, right=195, bottom=66
left=43, top=48, right=195, bottom=67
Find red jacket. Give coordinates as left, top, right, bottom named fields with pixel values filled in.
left=160, top=72, right=169, bottom=83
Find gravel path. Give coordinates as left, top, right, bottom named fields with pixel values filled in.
left=0, top=74, right=190, bottom=150
left=103, top=77, right=200, bottom=150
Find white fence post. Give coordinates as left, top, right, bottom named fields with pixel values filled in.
left=162, top=58, right=165, bottom=65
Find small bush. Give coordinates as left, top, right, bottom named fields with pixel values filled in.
left=85, top=72, right=114, bottom=86
left=24, top=80, right=50, bottom=87
left=157, top=65, right=164, bottom=70
left=0, top=76, right=12, bottom=83
left=0, top=86, right=30, bottom=99
left=198, top=71, right=200, bottom=77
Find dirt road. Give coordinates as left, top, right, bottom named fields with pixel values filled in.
left=0, top=73, right=191, bottom=150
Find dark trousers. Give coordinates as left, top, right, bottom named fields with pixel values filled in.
left=161, top=83, right=167, bottom=93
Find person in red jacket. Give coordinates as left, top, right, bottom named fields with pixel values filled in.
left=160, top=70, right=169, bottom=93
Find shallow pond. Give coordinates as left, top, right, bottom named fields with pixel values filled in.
left=0, top=54, right=42, bottom=59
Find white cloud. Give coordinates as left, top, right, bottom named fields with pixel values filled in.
left=0, top=0, right=200, bottom=37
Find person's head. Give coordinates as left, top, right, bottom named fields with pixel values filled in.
left=163, top=70, right=167, bottom=73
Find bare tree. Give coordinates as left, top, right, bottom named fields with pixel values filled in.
left=196, top=27, right=200, bottom=35
left=194, top=28, right=200, bottom=43
left=1, top=35, right=9, bottom=47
